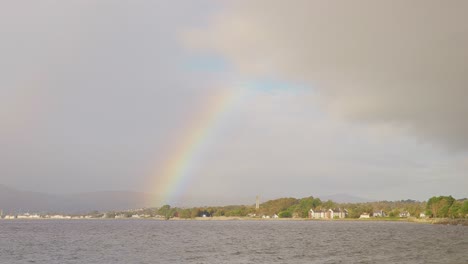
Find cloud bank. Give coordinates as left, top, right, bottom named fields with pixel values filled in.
left=186, top=0, right=468, bottom=151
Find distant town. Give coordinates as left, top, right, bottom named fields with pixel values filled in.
left=1, top=195, right=467, bottom=225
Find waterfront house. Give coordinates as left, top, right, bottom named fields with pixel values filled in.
left=328, top=208, right=347, bottom=219
left=50, top=215, right=69, bottom=219
left=17, top=213, right=33, bottom=219
left=309, top=209, right=326, bottom=219
left=359, top=213, right=370, bottom=219
left=399, top=211, right=411, bottom=218
left=373, top=210, right=386, bottom=217
left=309, top=208, right=347, bottom=219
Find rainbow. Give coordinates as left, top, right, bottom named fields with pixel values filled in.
left=152, top=87, right=243, bottom=205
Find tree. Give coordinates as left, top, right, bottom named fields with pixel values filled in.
left=449, top=202, right=461, bottom=218
left=278, top=211, right=292, bottom=218
left=460, top=200, right=468, bottom=218
left=179, top=209, right=192, bottom=219
left=105, top=212, right=116, bottom=218
left=258, top=197, right=298, bottom=216
left=294, top=197, right=322, bottom=218
left=190, top=208, right=200, bottom=218
left=158, top=205, right=175, bottom=220
left=426, top=196, right=455, bottom=218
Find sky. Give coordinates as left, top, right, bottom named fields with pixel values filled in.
left=1, top=0, right=467, bottom=205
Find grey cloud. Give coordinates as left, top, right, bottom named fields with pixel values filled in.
left=186, top=0, right=468, bottom=151
left=1, top=0, right=466, bottom=202
left=0, top=1, right=221, bottom=193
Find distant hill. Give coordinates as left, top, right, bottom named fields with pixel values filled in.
left=319, top=193, right=373, bottom=203
left=0, top=184, right=67, bottom=213
left=0, top=185, right=157, bottom=214
left=67, top=191, right=156, bottom=212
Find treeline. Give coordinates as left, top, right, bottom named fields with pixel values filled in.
left=426, top=196, right=467, bottom=218
left=101, top=195, right=468, bottom=220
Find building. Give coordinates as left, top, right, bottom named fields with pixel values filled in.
left=309, top=209, right=326, bottom=219
left=328, top=208, right=347, bottom=219
left=359, top=213, right=370, bottom=219
left=17, top=213, right=40, bottom=219
left=17, top=214, right=28, bottom=219
left=399, top=211, right=411, bottom=218
left=309, top=208, right=347, bottom=219
left=373, top=210, right=386, bottom=217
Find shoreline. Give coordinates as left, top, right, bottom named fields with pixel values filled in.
left=2, top=216, right=467, bottom=225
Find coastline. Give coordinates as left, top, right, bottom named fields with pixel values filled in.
left=179, top=216, right=468, bottom=225
left=2, top=216, right=467, bottom=226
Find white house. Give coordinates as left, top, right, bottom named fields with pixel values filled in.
left=329, top=208, right=347, bottom=219
left=17, top=213, right=31, bottom=219
left=373, top=210, right=386, bottom=217
left=309, top=209, right=326, bottom=219
left=399, top=211, right=411, bottom=218
left=16, top=213, right=41, bottom=219
left=309, top=208, right=347, bottom=219
left=359, top=213, right=370, bottom=219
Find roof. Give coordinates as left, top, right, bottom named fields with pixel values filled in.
left=330, top=208, right=346, bottom=212
left=310, top=209, right=327, bottom=213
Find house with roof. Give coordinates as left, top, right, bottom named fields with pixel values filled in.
left=359, top=213, right=370, bottom=219
left=399, top=211, right=411, bottom=218
left=309, top=209, right=326, bottom=219
left=309, top=208, right=347, bottom=219
left=329, top=208, right=347, bottom=219
left=373, top=210, right=386, bottom=217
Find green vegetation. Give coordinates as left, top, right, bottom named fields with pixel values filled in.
left=165, top=196, right=460, bottom=219
left=426, top=196, right=468, bottom=218
left=90, top=195, right=467, bottom=221
left=278, top=211, right=292, bottom=218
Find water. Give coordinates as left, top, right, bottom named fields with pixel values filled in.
left=0, top=220, right=466, bottom=264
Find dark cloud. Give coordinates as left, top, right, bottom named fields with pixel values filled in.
left=187, top=0, right=468, bottom=151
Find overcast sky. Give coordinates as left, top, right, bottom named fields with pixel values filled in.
left=1, top=1, right=467, bottom=204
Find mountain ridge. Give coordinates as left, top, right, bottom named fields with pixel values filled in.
left=0, top=185, right=156, bottom=214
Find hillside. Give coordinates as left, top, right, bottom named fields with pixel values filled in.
left=0, top=185, right=156, bottom=214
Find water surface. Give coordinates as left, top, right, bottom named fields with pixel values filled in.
left=0, top=220, right=466, bottom=263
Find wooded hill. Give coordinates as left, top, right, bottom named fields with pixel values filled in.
left=106, top=195, right=468, bottom=220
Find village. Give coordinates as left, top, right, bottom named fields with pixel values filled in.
left=0, top=212, right=166, bottom=220
left=308, top=208, right=418, bottom=219
left=1, top=195, right=463, bottom=221
left=0, top=208, right=419, bottom=221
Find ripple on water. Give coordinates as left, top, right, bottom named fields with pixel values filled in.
left=0, top=220, right=467, bottom=264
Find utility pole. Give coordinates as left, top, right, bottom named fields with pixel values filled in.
left=256, top=195, right=260, bottom=210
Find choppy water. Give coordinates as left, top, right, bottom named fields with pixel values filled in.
left=0, top=220, right=466, bottom=264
